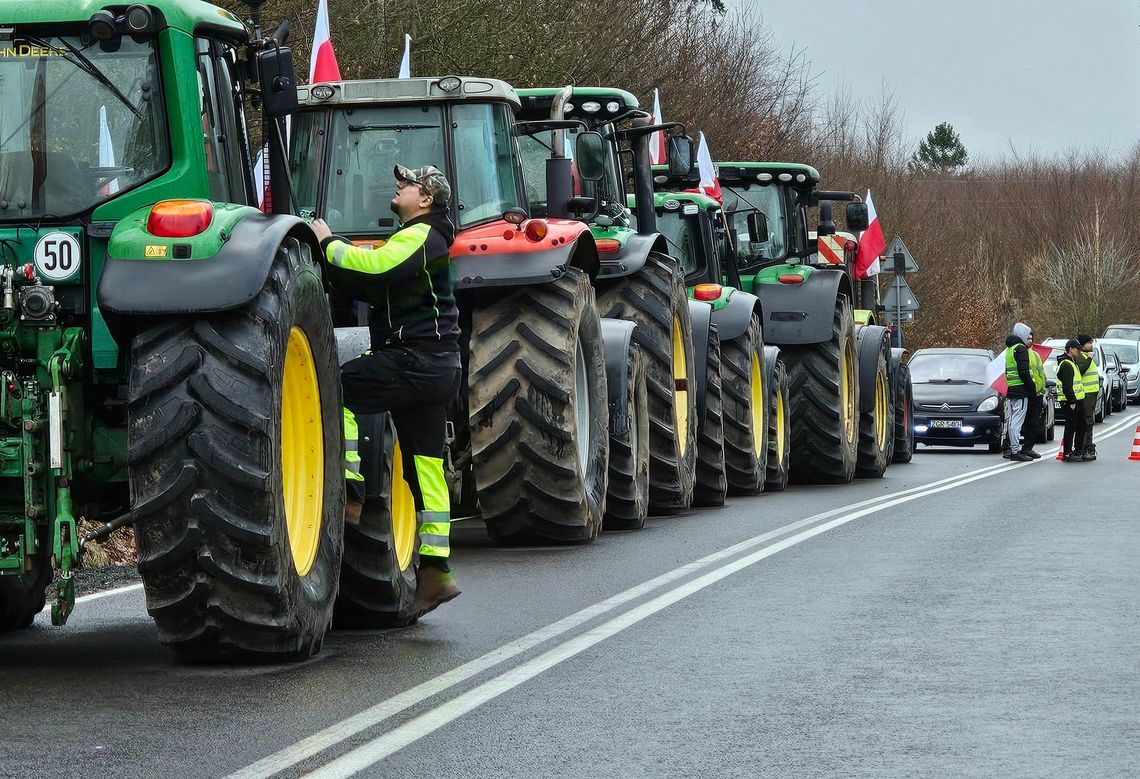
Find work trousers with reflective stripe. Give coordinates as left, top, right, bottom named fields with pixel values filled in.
left=342, top=345, right=462, bottom=559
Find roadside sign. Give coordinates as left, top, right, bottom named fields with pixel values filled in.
left=884, top=235, right=919, bottom=273
left=883, top=309, right=915, bottom=324
left=881, top=275, right=919, bottom=311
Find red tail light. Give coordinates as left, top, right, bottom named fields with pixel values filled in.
left=147, top=200, right=213, bottom=238
left=693, top=283, right=722, bottom=301
left=778, top=273, right=805, bottom=284
left=595, top=238, right=622, bottom=254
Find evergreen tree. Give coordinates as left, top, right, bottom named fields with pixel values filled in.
left=910, top=121, right=968, bottom=173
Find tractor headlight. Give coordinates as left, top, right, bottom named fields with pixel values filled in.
left=581, top=101, right=601, bottom=114
left=977, top=395, right=999, bottom=413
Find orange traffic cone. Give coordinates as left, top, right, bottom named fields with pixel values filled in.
left=1128, top=426, right=1140, bottom=461
left=1056, top=439, right=1065, bottom=461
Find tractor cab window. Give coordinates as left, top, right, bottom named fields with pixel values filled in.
left=518, top=124, right=624, bottom=219
left=195, top=38, right=250, bottom=204
left=289, top=110, right=325, bottom=219
left=451, top=103, right=524, bottom=227
left=722, top=184, right=787, bottom=268
left=656, top=209, right=702, bottom=277
left=318, top=104, right=446, bottom=234
left=0, top=32, right=168, bottom=220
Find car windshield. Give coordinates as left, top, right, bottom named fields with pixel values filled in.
left=909, top=354, right=990, bottom=384
left=1104, top=343, right=1139, bottom=363
left=723, top=184, right=787, bottom=265
left=655, top=210, right=701, bottom=275
left=1103, top=327, right=1140, bottom=342
left=1042, top=349, right=1064, bottom=382
left=517, top=125, right=624, bottom=219
left=0, top=33, right=168, bottom=219
left=294, top=102, right=523, bottom=234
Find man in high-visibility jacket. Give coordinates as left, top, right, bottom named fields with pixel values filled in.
left=1055, top=339, right=1088, bottom=462
left=1003, top=322, right=1040, bottom=461
left=1076, top=334, right=1100, bottom=460
left=313, top=164, right=462, bottom=617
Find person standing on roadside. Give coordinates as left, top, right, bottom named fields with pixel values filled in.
left=1055, top=339, right=1088, bottom=462
left=1003, top=322, right=1040, bottom=462
left=1075, top=334, right=1100, bottom=460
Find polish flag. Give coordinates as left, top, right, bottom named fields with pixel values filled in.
left=98, top=106, right=119, bottom=195
left=684, top=132, right=721, bottom=202
left=648, top=88, right=666, bottom=166
left=397, top=34, right=411, bottom=79
left=309, top=0, right=341, bottom=84
left=854, top=190, right=885, bottom=279
left=986, top=343, right=1055, bottom=396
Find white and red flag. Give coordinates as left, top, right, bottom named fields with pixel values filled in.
left=398, top=34, right=411, bottom=78
left=986, top=343, right=1054, bottom=396
left=309, top=0, right=341, bottom=83
left=648, top=88, right=666, bottom=166
left=854, top=189, right=885, bottom=278
left=684, top=132, right=721, bottom=202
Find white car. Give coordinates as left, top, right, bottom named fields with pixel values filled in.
left=1099, top=338, right=1139, bottom=405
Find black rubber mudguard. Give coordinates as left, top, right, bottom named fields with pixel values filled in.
left=600, top=318, right=639, bottom=438
left=754, top=267, right=853, bottom=346
left=689, top=299, right=714, bottom=419
left=452, top=239, right=598, bottom=290
left=710, top=288, right=762, bottom=344
left=855, top=324, right=891, bottom=413
left=97, top=213, right=317, bottom=316
left=595, top=232, right=665, bottom=283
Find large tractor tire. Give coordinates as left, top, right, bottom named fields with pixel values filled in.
left=762, top=346, right=791, bottom=492
left=603, top=341, right=650, bottom=531
left=693, top=325, right=727, bottom=507
left=892, top=360, right=915, bottom=463
left=597, top=253, right=697, bottom=514
left=783, top=295, right=859, bottom=485
left=0, top=548, right=51, bottom=631
left=128, top=238, right=344, bottom=660
left=855, top=327, right=893, bottom=479
left=468, top=267, right=609, bottom=544
left=334, top=413, right=419, bottom=628
left=721, top=315, right=768, bottom=495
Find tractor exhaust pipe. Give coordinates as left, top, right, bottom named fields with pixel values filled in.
left=545, top=86, right=575, bottom=219
left=630, top=115, right=656, bottom=235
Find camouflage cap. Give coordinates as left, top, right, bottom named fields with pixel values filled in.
left=394, top=164, right=451, bottom=204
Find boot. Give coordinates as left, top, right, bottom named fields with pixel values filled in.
left=1062, top=453, right=1085, bottom=462
left=1023, top=448, right=1041, bottom=459
left=412, top=564, right=461, bottom=618
left=1010, top=451, right=1034, bottom=462
left=1083, top=444, right=1097, bottom=461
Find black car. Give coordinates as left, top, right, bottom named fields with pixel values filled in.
left=910, top=348, right=1005, bottom=452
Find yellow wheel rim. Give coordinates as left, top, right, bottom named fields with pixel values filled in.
left=775, top=384, right=786, bottom=464
left=750, top=352, right=764, bottom=458
left=390, top=437, right=417, bottom=572
left=281, top=326, right=323, bottom=577
left=874, top=370, right=889, bottom=452
left=841, top=338, right=857, bottom=444
left=673, top=315, right=689, bottom=456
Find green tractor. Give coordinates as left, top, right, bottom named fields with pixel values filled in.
left=659, top=162, right=908, bottom=482
left=516, top=86, right=766, bottom=512
left=290, top=76, right=649, bottom=550
left=0, top=1, right=351, bottom=658
left=637, top=191, right=791, bottom=492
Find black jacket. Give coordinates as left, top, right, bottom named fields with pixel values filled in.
left=1004, top=335, right=1036, bottom=399
left=321, top=206, right=460, bottom=351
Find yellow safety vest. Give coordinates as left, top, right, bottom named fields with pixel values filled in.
left=1081, top=355, right=1099, bottom=395
left=1028, top=348, right=1045, bottom=394
left=1056, top=359, right=1086, bottom=402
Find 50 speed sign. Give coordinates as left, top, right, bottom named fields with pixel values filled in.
left=33, top=232, right=82, bottom=282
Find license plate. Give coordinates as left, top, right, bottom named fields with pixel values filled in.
left=930, top=419, right=962, bottom=428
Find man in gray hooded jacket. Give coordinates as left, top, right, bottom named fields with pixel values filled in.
left=1003, top=322, right=1040, bottom=462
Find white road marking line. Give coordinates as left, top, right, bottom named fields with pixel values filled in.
left=303, top=450, right=1071, bottom=779
left=228, top=451, right=1050, bottom=779
left=38, top=582, right=144, bottom=615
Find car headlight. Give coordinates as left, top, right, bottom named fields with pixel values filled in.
left=977, top=395, right=999, bottom=413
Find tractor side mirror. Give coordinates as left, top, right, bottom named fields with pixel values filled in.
left=846, top=202, right=869, bottom=231
left=256, top=46, right=298, bottom=118
left=666, top=135, right=694, bottom=177
left=574, top=132, right=605, bottom=182
left=746, top=211, right=769, bottom=244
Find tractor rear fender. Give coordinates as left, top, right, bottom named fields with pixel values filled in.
left=98, top=211, right=320, bottom=317
left=753, top=267, right=854, bottom=346
left=689, top=299, right=714, bottom=418
left=855, top=324, right=891, bottom=413
left=601, top=318, right=639, bottom=438
left=452, top=226, right=600, bottom=290
left=597, top=232, right=668, bottom=282
left=710, top=288, right=762, bottom=344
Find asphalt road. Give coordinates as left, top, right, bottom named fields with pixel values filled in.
left=3, top=412, right=1139, bottom=779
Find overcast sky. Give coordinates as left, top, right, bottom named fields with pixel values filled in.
left=737, top=0, right=1140, bottom=159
